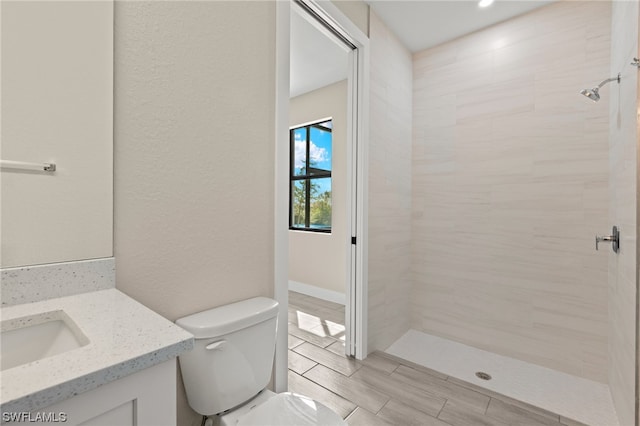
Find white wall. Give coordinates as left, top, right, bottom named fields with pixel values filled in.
left=367, top=11, right=413, bottom=352
left=1, top=1, right=113, bottom=268
left=608, top=2, right=638, bottom=424
left=410, top=1, right=611, bottom=382
left=289, top=80, right=348, bottom=298
left=113, top=2, right=275, bottom=425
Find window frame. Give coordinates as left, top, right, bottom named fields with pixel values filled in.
left=289, top=119, right=333, bottom=233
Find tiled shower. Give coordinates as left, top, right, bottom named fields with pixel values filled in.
left=367, top=1, right=637, bottom=425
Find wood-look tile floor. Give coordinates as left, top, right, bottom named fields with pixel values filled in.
left=287, top=291, right=587, bottom=426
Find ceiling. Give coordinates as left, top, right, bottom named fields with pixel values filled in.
left=290, top=0, right=555, bottom=97
left=290, top=7, right=349, bottom=98
left=367, top=0, right=554, bottom=53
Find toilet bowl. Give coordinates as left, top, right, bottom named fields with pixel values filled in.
left=176, top=297, right=346, bottom=426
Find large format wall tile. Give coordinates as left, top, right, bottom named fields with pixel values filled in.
left=368, top=11, right=413, bottom=352
left=410, top=1, right=611, bottom=383
left=608, top=1, right=638, bottom=425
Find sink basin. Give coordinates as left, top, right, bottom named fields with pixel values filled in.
left=1, top=310, right=89, bottom=371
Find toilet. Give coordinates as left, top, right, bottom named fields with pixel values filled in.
left=176, top=297, right=347, bottom=426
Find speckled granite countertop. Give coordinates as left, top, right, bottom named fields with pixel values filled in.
left=0, top=289, right=194, bottom=413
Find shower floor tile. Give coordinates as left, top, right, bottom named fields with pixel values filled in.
left=386, top=330, right=619, bottom=426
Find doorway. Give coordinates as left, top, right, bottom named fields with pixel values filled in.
left=273, top=0, right=369, bottom=392
left=288, top=2, right=351, bottom=364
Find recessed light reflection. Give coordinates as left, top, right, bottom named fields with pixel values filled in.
left=492, top=38, right=506, bottom=49
left=479, top=0, right=495, bottom=8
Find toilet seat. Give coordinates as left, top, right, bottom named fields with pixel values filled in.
left=237, top=392, right=347, bottom=426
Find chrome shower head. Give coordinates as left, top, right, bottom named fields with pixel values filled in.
left=580, top=73, right=620, bottom=102
left=580, top=87, right=600, bottom=102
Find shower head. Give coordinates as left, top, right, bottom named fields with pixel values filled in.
left=580, top=87, right=600, bottom=102
left=580, top=73, right=621, bottom=102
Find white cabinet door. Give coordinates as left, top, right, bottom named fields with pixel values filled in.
left=30, top=360, right=177, bottom=426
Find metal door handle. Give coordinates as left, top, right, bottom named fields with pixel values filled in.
left=595, top=226, right=620, bottom=253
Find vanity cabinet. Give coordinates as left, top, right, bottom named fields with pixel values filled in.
left=1, top=290, right=193, bottom=426
left=28, top=361, right=176, bottom=426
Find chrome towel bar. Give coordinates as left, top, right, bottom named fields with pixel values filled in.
left=0, top=160, right=56, bottom=172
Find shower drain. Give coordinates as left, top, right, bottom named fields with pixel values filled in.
left=475, top=371, right=492, bottom=381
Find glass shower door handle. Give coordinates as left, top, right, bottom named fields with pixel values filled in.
left=595, top=226, right=620, bottom=253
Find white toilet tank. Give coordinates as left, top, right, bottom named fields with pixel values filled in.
left=175, top=297, right=279, bottom=416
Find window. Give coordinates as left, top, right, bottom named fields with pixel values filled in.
left=290, top=120, right=332, bottom=232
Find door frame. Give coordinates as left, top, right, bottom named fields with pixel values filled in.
left=273, top=0, right=369, bottom=391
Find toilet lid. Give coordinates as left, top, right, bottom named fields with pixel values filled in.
left=237, top=392, right=347, bottom=426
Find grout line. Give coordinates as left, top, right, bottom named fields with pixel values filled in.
left=375, top=398, right=391, bottom=415
left=434, top=402, right=457, bottom=426
left=299, top=367, right=359, bottom=405
left=292, top=351, right=319, bottom=375
left=288, top=328, right=338, bottom=349
left=379, top=351, right=450, bottom=380
left=436, top=398, right=447, bottom=419
left=287, top=337, right=305, bottom=350
left=448, top=374, right=565, bottom=421
left=299, top=367, right=329, bottom=388
left=343, top=406, right=358, bottom=421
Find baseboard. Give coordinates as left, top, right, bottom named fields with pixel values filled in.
left=288, top=280, right=346, bottom=305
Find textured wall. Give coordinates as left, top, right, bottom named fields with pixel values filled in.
left=113, top=2, right=275, bottom=425
left=411, top=1, right=611, bottom=382
left=608, top=1, right=638, bottom=424
left=367, top=11, right=413, bottom=352
left=331, top=0, right=369, bottom=36
left=289, top=81, right=348, bottom=296
left=1, top=1, right=113, bottom=268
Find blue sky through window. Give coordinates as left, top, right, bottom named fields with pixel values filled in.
left=309, top=126, right=332, bottom=194
left=293, top=124, right=332, bottom=194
